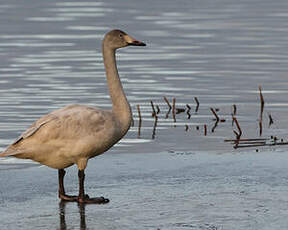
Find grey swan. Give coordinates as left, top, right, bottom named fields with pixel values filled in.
left=0, top=29, right=146, bottom=204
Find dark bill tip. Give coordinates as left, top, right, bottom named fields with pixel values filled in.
left=128, top=41, right=146, bottom=46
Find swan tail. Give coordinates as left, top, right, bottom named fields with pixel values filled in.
left=0, top=148, right=23, bottom=157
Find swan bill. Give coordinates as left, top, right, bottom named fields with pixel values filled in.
left=128, top=41, right=146, bottom=46
left=123, top=34, right=146, bottom=46
left=127, top=40, right=146, bottom=46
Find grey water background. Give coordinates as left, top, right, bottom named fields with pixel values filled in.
left=1, top=0, right=288, bottom=229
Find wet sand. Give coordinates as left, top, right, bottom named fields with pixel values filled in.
left=1, top=150, right=288, bottom=229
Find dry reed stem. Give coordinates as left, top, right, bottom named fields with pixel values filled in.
left=259, top=85, right=265, bottom=112
left=194, top=97, right=200, bottom=112
left=150, top=100, right=156, bottom=117
left=172, top=98, right=176, bottom=122
left=163, top=96, right=171, bottom=109
left=233, top=104, right=237, bottom=116
left=186, top=104, right=191, bottom=119
left=235, top=141, right=288, bottom=149
left=204, top=124, right=207, bottom=136
left=212, top=120, right=219, bottom=133
left=137, top=104, right=142, bottom=137
left=268, top=113, right=273, bottom=126
left=210, top=108, right=220, bottom=122
left=224, top=138, right=268, bottom=142
left=259, top=120, right=263, bottom=136
left=259, top=86, right=265, bottom=136
left=163, top=96, right=171, bottom=118
left=152, top=116, right=158, bottom=139
left=233, top=117, right=242, bottom=137
left=232, top=117, right=242, bottom=147
left=210, top=108, right=220, bottom=132
left=156, top=105, right=160, bottom=114
left=232, top=104, right=237, bottom=126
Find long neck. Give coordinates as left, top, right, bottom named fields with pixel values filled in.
left=102, top=44, right=132, bottom=131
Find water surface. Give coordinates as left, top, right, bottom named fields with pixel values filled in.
left=1, top=0, right=288, bottom=154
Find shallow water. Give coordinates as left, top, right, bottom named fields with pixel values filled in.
left=0, top=0, right=288, bottom=229
left=1, top=0, right=288, bottom=153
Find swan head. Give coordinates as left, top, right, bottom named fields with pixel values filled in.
left=103, top=29, right=146, bottom=50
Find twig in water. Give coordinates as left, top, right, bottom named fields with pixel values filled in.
left=210, top=108, right=220, bottom=122
left=194, top=97, right=200, bottom=113
left=259, top=85, right=265, bottom=136
left=150, top=100, right=156, bottom=117
left=259, top=120, right=263, bottom=136
left=259, top=86, right=265, bottom=115
left=225, top=137, right=270, bottom=149
left=210, top=108, right=220, bottom=132
left=212, top=120, right=219, bottom=133
left=236, top=141, right=266, bottom=145
left=234, top=141, right=288, bottom=149
left=272, top=136, right=278, bottom=144
left=233, top=117, right=242, bottom=148
left=268, top=113, right=274, bottom=127
left=163, top=96, right=171, bottom=118
left=234, top=143, right=266, bottom=149
left=172, top=97, right=176, bottom=123
left=232, top=104, right=237, bottom=126
left=163, top=96, right=171, bottom=109
left=232, top=104, right=237, bottom=116
left=152, top=115, right=158, bottom=139
left=176, top=108, right=185, bottom=114
left=224, top=138, right=268, bottom=142
left=156, top=105, right=160, bottom=114
left=137, top=105, right=142, bottom=137
left=186, top=104, right=191, bottom=119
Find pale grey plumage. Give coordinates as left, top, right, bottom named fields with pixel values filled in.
left=2, top=104, right=123, bottom=170
left=0, top=30, right=145, bottom=172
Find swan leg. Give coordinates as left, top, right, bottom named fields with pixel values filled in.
left=77, top=170, right=109, bottom=204
left=58, top=169, right=78, bottom=201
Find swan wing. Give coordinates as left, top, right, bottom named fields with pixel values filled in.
left=0, top=105, right=109, bottom=157
left=13, top=115, right=58, bottom=145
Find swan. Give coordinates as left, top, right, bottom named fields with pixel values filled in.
left=0, top=29, right=146, bottom=204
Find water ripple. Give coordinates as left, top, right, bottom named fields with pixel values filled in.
left=0, top=0, right=288, bottom=160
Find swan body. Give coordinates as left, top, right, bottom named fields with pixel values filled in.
left=0, top=29, right=146, bottom=203
left=4, top=104, right=129, bottom=170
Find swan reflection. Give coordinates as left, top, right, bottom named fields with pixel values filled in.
left=59, top=201, right=87, bottom=230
